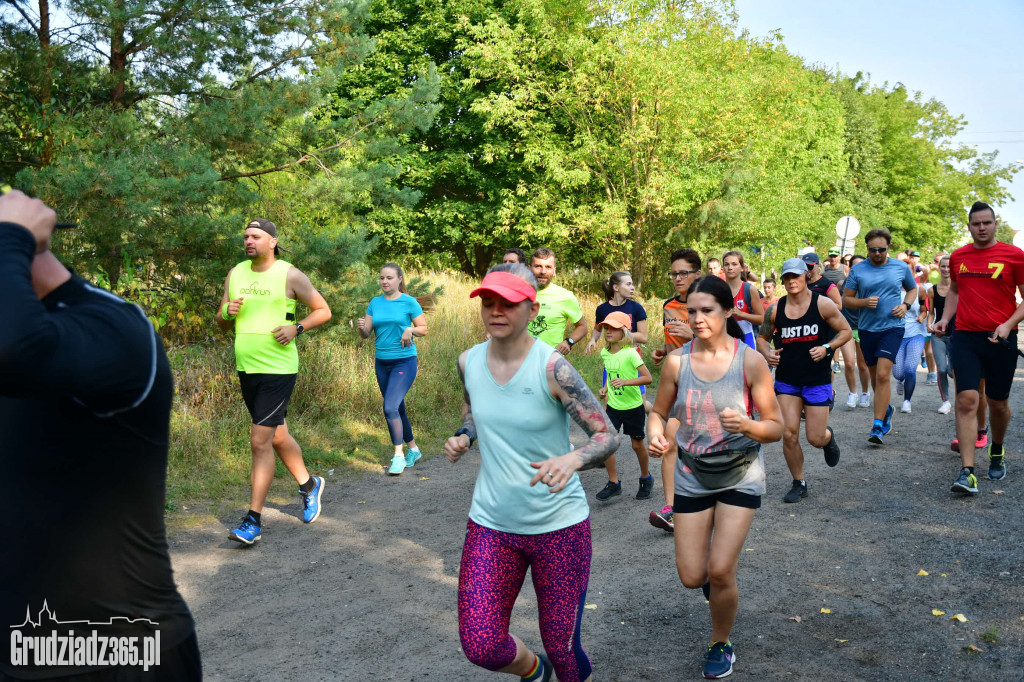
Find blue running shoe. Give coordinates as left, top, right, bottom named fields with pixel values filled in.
left=703, top=641, right=735, bottom=679
left=881, top=404, right=895, bottom=435
left=405, top=447, right=422, bottom=468
left=868, top=424, right=884, bottom=445
left=950, top=467, right=978, bottom=495
left=387, top=454, right=406, bottom=475
left=300, top=476, right=324, bottom=524
left=229, top=517, right=262, bottom=545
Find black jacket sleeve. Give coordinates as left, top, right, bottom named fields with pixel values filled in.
left=0, top=223, right=158, bottom=413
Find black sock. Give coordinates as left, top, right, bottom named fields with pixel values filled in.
left=701, top=581, right=711, bottom=600
left=246, top=510, right=262, bottom=525
left=965, top=467, right=974, bottom=475
left=991, top=443, right=1004, bottom=457
left=978, top=427, right=988, bottom=437
left=299, top=477, right=316, bottom=494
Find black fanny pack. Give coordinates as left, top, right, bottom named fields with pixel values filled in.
left=679, top=446, right=759, bottom=490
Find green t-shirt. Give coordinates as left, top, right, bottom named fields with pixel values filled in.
left=228, top=259, right=299, bottom=374
left=528, top=283, right=583, bottom=347
left=601, top=347, right=645, bottom=411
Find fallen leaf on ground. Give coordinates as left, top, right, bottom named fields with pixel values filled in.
left=419, top=477, right=430, bottom=481
left=941, top=574, right=947, bottom=577
left=965, top=644, right=983, bottom=653
left=917, top=569, right=929, bottom=576
left=992, top=490, right=1005, bottom=495
left=789, top=616, right=802, bottom=623
left=820, top=608, right=831, bottom=614
left=584, top=604, right=597, bottom=610
left=835, top=639, right=848, bottom=643
left=951, top=614, right=968, bottom=622
left=932, top=609, right=946, bottom=616
left=357, top=501, right=366, bottom=504
left=745, top=548, right=753, bottom=552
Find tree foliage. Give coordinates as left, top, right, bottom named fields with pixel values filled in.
left=1, top=0, right=439, bottom=339
left=2, top=0, right=1017, bottom=310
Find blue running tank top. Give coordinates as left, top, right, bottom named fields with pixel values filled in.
left=465, top=338, right=590, bottom=534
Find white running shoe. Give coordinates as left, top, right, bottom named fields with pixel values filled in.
left=859, top=393, right=871, bottom=408
left=901, top=399, right=912, bottom=413
left=846, top=392, right=858, bottom=408
left=938, top=401, right=952, bottom=415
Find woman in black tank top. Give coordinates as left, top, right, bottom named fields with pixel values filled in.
left=928, top=257, right=954, bottom=411
left=758, top=263, right=851, bottom=507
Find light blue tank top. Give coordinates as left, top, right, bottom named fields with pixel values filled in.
left=465, top=338, right=590, bottom=534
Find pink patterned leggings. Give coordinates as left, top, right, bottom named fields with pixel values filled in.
left=458, top=518, right=592, bottom=681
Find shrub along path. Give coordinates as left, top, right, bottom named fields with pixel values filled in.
left=169, top=363, right=1024, bottom=680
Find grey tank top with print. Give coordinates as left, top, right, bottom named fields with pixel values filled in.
left=671, top=339, right=766, bottom=497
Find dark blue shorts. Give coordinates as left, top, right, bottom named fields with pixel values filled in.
left=774, top=381, right=834, bottom=407
left=858, top=327, right=904, bottom=366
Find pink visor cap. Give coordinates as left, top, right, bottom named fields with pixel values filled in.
left=469, top=271, right=537, bottom=303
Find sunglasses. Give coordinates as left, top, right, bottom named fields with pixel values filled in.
left=868, top=247, right=888, bottom=253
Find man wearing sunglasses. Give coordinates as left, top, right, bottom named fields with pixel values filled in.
left=843, top=228, right=918, bottom=445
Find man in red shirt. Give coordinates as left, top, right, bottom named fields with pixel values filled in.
left=934, top=202, right=1024, bottom=494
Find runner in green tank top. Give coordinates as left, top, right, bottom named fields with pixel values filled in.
left=216, top=218, right=332, bottom=545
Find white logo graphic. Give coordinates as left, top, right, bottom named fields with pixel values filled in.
left=10, top=601, right=161, bottom=671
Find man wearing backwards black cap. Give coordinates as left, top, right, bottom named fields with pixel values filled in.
left=0, top=190, right=201, bottom=678
left=216, top=218, right=332, bottom=545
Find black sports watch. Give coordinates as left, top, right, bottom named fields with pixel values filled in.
left=295, top=323, right=305, bottom=335
left=454, top=427, right=476, bottom=446
left=565, top=337, right=576, bottom=348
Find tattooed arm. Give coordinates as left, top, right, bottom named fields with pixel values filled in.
left=444, top=351, right=476, bottom=463
left=528, top=353, right=617, bottom=492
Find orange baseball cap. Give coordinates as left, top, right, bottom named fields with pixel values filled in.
left=597, top=311, right=632, bottom=329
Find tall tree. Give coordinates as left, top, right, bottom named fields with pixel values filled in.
left=467, top=0, right=847, bottom=288
left=330, top=0, right=592, bottom=276
left=1, top=0, right=439, bottom=335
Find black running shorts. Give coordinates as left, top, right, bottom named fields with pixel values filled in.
left=673, top=490, right=761, bottom=514
left=238, top=372, right=297, bottom=426
left=605, top=404, right=646, bottom=440
left=950, top=330, right=1019, bottom=401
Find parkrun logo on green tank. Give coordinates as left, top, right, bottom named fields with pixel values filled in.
left=238, top=281, right=271, bottom=296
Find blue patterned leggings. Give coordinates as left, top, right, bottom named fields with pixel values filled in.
left=892, top=334, right=926, bottom=401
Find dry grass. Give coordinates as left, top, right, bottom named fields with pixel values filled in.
left=165, top=270, right=668, bottom=522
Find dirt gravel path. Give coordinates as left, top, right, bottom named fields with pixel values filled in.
left=169, top=362, right=1024, bottom=681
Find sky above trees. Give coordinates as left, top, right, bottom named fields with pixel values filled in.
left=734, top=0, right=1024, bottom=235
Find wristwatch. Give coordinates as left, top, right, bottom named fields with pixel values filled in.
left=454, top=427, right=476, bottom=446
left=295, top=323, right=305, bottom=335
left=822, top=343, right=834, bottom=357
left=565, top=337, right=576, bottom=348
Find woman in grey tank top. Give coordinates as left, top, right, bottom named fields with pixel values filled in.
left=648, top=276, right=782, bottom=680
